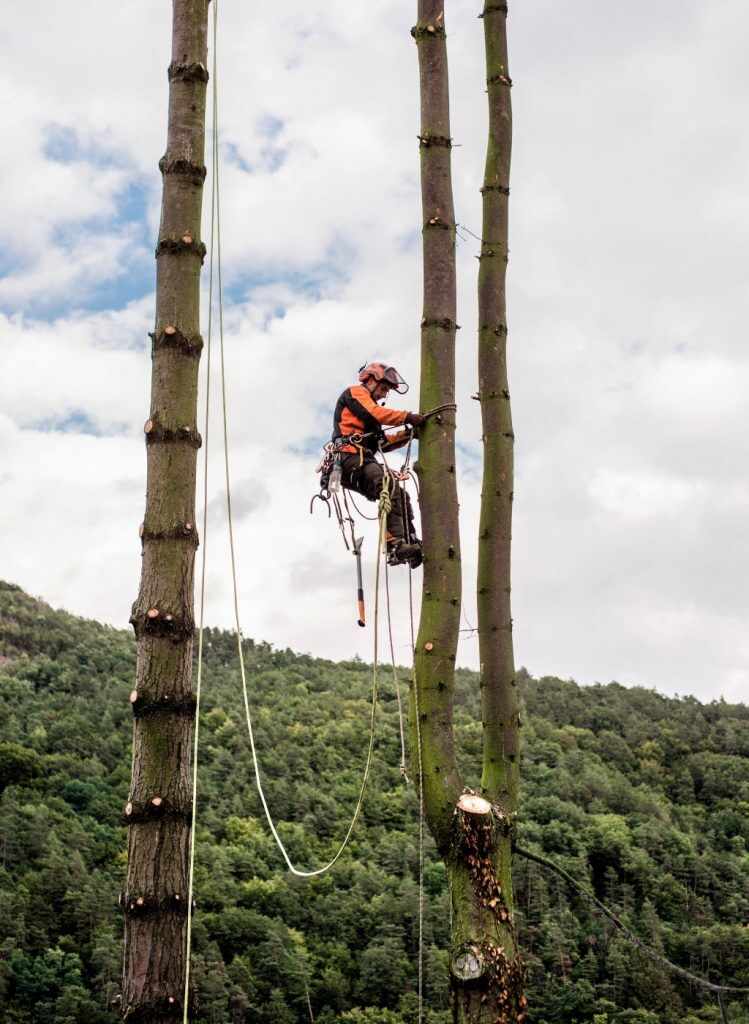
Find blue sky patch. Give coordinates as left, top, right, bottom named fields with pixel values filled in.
left=0, top=171, right=155, bottom=320
left=285, top=434, right=328, bottom=460
left=42, top=124, right=83, bottom=164
left=221, top=115, right=288, bottom=175
left=43, top=123, right=129, bottom=170
left=23, top=409, right=129, bottom=438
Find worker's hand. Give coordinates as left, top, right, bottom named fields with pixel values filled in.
left=382, top=428, right=410, bottom=452
left=405, top=412, right=426, bottom=429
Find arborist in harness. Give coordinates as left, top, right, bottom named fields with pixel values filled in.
left=332, top=362, right=425, bottom=568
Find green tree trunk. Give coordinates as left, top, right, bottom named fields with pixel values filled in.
left=412, top=2, right=524, bottom=1021
left=122, top=2, right=210, bottom=1021
left=411, top=0, right=462, bottom=853
left=476, top=0, right=525, bottom=1013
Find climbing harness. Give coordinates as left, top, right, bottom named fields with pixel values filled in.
left=310, top=425, right=420, bottom=623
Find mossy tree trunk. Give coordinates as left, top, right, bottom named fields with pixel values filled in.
left=476, top=0, right=525, bottom=1014
left=412, top=2, right=525, bottom=1021
left=122, top=2, right=210, bottom=1021
left=411, top=1, right=462, bottom=849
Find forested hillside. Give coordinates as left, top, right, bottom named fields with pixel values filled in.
left=0, top=579, right=748, bottom=1024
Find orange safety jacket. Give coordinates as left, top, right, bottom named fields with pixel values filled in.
left=333, top=384, right=408, bottom=453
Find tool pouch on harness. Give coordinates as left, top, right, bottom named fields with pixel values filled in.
left=315, top=447, right=336, bottom=491
left=320, top=432, right=376, bottom=485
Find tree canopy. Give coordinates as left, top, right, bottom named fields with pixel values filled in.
left=0, top=579, right=747, bottom=1023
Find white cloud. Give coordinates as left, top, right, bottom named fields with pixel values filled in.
left=0, top=303, right=151, bottom=430
left=1, top=0, right=748, bottom=704
left=588, top=469, right=707, bottom=519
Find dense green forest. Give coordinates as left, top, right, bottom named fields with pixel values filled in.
left=0, top=579, right=748, bottom=1023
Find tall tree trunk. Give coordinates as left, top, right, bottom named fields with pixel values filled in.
left=122, top=2, right=210, bottom=1020
left=476, top=0, right=525, bottom=1013
left=411, top=1, right=462, bottom=852
left=412, top=2, right=524, bottom=1021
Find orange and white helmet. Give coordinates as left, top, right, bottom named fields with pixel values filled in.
left=358, top=361, right=409, bottom=394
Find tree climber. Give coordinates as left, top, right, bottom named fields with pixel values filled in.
left=333, top=362, right=426, bottom=567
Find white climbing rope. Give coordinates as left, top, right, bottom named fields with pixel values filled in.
left=182, top=4, right=424, bottom=1017
left=195, top=0, right=382, bottom=887
left=379, top=445, right=426, bottom=1024
left=182, top=2, right=219, bottom=1019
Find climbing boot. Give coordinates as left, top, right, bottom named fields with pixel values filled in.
left=387, top=539, right=423, bottom=567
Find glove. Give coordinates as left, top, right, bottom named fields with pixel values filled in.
left=405, top=412, right=427, bottom=428
left=381, top=428, right=410, bottom=452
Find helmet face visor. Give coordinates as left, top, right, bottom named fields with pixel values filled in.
left=382, top=366, right=409, bottom=394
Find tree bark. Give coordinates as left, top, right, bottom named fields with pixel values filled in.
left=476, top=0, right=525, bottom=1013
left=411, top=0, right=462, bottom=855
left=412, top=2, right=524, bottom=1021
left=122, top=2, right=210, bottom=1021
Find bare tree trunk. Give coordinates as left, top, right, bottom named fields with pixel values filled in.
left=412, top=2, right=524, bottom=1021
left=122, top=2, right=210, bottom=1020
left=476, top=0, right=525, bottom=1010
left=411, top=1, right=462, bottom=854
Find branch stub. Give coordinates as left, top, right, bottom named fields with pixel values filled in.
left=457, top=793, right=492, bottom=815
left=452, top=947, right=484, bottom=981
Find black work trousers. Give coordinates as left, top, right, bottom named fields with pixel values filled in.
left=340, top=451, right=416, bottom=544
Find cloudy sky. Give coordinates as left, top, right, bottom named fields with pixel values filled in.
left=1, top=0, right=747, bottom=702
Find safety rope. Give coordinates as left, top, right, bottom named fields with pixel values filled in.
left=380, top=441, right=425, bottom=1024
left=183, top=3, right=427, bottom=1004
left=221, top=346, right=381, bottom=874
left=423, top=402, right=457, bottom=419
left=383, top=562, right=409, bottom=784
left=191, top=0, right=386, bottom=890
left=408, top=521, right=425, bottom=1024
left=374, top=451, right=411, bottom=785
left=181, top=0, right=219, bottom=1017
left=182, top=41, right=385, bottom=1024
left=408, top=528, right=425, bottom=1024
left=344, top=488, right=379, bottom=522
left=377, top=444, right=418, bottom=786
left=514, top=844, right=749, bottom=1002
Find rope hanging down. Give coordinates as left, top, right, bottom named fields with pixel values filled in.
left=205, top=9, right=382, bottom=879
left=379, top=444, right=426, bottom=1024
left=183, top=4, right=427, bottom=1016
left=182, top=9, right=383, bottom=1019
left=181, top=0, right=220, bottom=1014
left=514, top=844, right=749, bottom=1005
